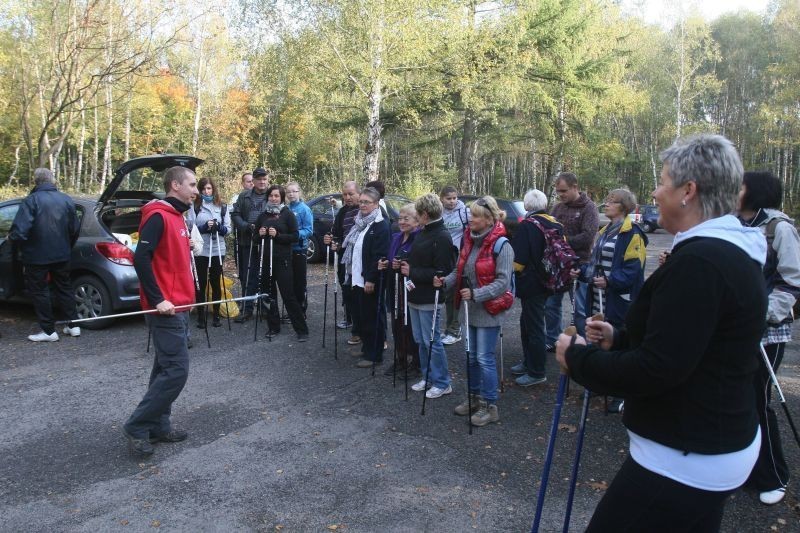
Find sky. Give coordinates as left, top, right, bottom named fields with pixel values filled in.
left=621, top=0, right=771, bottom=26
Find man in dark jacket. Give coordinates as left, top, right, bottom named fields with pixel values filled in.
left=324, top=181, right=361, bottom=340
left=9, top=168, right=80, bottom=342
left=231, top=167, right=272, bottom=320
left=546, top=172, right=598, bottom=346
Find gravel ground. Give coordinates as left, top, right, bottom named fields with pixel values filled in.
left=1, top=230, right=798, bottom=532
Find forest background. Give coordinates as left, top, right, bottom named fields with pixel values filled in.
left=0, top=0, right=797, bottom=212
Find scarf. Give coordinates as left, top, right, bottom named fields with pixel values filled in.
left=341, top=208, right=381, bottom=280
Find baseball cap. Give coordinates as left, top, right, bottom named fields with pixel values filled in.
left=253, top=167, right=268, bottom=178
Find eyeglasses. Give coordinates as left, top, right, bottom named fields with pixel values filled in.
left=359, top=200, right=376, bottom=205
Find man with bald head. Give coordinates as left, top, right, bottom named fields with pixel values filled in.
left=324, top=181, right=361, bottom=339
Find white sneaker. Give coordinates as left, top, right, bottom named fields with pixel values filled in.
left=425, top=385, right=453, bottom=399
left=759, top=488, right=786, bottom=505
left=411, top=379, right=430, bottom=392
left=28, top=331, right=59, bottom=342
left=441, top=334, right=461, bottom=345
left=62, top=326, right=81, bottom=337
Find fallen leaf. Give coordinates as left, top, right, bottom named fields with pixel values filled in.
left=120, top=519, right=129, bottom=526
left=327, top=526, right=339, bottom=531
left=587, top=481, right=608, bottom=491
left=777, top=519, right=786, bottom=525
left=151, top=520, right=161, bottom=528
left=558, top=423, right=577, bottom=433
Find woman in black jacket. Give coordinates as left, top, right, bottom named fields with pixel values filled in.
left=557, top=135, right=767, bottom=531
left=256, top=185, right=309, bottom=341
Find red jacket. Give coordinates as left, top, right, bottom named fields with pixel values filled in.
left=455, top=222, right=510, bottom=313
left=138, top=200, right=195, bottom=311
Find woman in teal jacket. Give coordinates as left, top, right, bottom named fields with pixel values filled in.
left=287, top=181, right=313, bottom=314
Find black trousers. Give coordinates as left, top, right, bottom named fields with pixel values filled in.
left=261, top=256, right=308, bottom=335
left=747, top=342, right=790, bottom=491
left=195, top=256, right=223, bottom=320
left=25, top=261, right=77, bottom=335
left=337, top=259, right=357, bottom=333
left=291, top=250, right=308, bottom=313
left=124, top=313, right=189, bottom=439
left=586, top=456, right=733, bottom=532
left=520, top=292, right=547, bottom=379
left=352, top=285, right=386, bottom=362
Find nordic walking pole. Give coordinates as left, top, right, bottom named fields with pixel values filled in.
left=462, top=276, right=473, bottom=435
left=421, top=270, right=445, bottom=416
left=371, top=259, right=387, bottom=377
left=531, top=330, right=575, bottom=533
left=242, top=233, right=255, bottom=318
left=759, top=343, right=800, bottom=450
left=214, top=227, right=231, bottom=331
left=392, top=266, right=399, bottom=388
left=499, top=325, right=505, bottom=393
left=185, top=220, right=209, bottom=348
left=403, top=259, right=409, bottom=401
left=322, top=236, right=331, bottom=347
left=563, top=308, right=604, bottom=533
left=333, top=238, right=339, bottom=360
left=266, top=236, right=276, bottom=340
left=254, top=236, right=265, bottom=342
left=565, top=278, right=578, bottom=398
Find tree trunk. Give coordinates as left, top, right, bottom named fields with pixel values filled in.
left=124, top=94, right=132, bottom=161
left=363, top=77, right=382, bottom=182
left=458, top=113, right=477, bottom=192
left=76, top=100, right=86, bottom=192
left=100, top=83, right=113, bottom=189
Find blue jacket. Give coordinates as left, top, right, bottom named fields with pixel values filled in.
left=585, top=217, right=648, bottom=327
left=289, top=200, right=313, bottom=253
left=9, top=182, right=79, bottom=265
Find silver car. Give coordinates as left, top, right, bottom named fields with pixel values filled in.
left=0, top=154, right=203, bottom=328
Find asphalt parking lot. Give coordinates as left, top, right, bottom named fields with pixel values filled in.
left=1, top=230, right=799, bottom=532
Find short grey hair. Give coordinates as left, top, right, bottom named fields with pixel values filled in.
left=361, top=186, right=381, bottom=203
left=163, top=166, right=195, bottom=193
left=659, top=134, right=743, bottom=220
left=415, top=193, right=443, bottom=220
left=33, top=168, right=55, bottom=186
left=523, top=189, right=547, bottom=213
left=607, top=188, right=637, bottom=215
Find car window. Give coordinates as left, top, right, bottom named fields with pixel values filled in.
left=311, top=197, right=340, bottom=217
left=115, top=167, right=165, bottom=195
left=384, top=195, right=410, bottom=216
left=512, top=201, right=525, bottom=216
left=0, top=203, right=20, bottom=239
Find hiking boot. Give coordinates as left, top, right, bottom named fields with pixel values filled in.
left=28, top=331, right=59, bottom=342
left=337, top=320, right=352, bottom=329
left=441, top=334, right=461, bottom=345
left=425, top=385, right=453, bottom=399
left=62, top=326, right=81, bottom=337
left=607, top=398, right=624, bottom=414
left=510, top=363, right=526, bottom=376
left=234, top=311, right=252, bottom=323
left=411, top=379, right=430, bottom=392
left=454, top=394, right=481, bottom=416
left=347, top=336, right=362, bottom=345
left=471, top=402, right=499, bottom=427
left=356, top=358, right=378, bottom=368
left=149, top=429, right=188, bottom=443
left=122, top=427, right=154, bottom=456
left=545, top=343, right=555, bottom=353
left=516, top=374, right=547, bottom=387
left=296, top=333, right=309, bottom=342
left=266, top=329, right=280, bottom=339
left=212, top=316, right=222, bottom=328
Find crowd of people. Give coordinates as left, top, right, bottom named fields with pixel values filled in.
left=8, top=133, right=798, bottom=530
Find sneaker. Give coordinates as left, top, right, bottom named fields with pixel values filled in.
left=266, top=329, right=280, bottom=338
left=336, top=320, right=352, bottom=329
left=759, top=488, right=786, bottom=505
left=347, top=336, right=362, bottom=345
left=454, top=394, right=481, bottom=416
left=28, top=331, right=59, bottom=342
left=545, top=344, right=555, bottom=353
left=149, top=429, right=188, bottom=444
left=62, top=326, right=81, bottom=337
left=607, top=398, right=625, bottom=414
left=356, top=358, right=379, bottom=368
left=296, top=333, right=309, bottom=342
left=425, top=385, right=453, bottom=399
left=411, top=379, right=430, bottom=392
left=122, top=427, right=154, bottom=456
left=471, top=402, right=499, bottom=427
left=441, top=334, right=461, bottom=345
left=510, top=363, right=526, bottom=376
left=516, top=374, right=547, bottom=387
left=212, top=316, right=222, bottom=328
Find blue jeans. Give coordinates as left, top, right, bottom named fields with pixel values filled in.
left=409, top=305, right=450, bottom=389
left=545, top=280, right=587, bottom=345
left=465, top=325, right=500, bottom=403
left=520, top=293, right=547, bottom=378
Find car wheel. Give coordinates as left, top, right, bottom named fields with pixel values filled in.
left=641, top=221, right=654, bottom=233
left=73, top=275, right=113, bottom=329
left=306, top=236, right=322, bottom=263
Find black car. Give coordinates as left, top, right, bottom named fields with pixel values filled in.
left=304, top=193, right=412, bottom=262
left=458, top=195, right=526, bottom=238
left=0, top=154, right=203, bottom=328
left=639, top=204, right=660, bottom=233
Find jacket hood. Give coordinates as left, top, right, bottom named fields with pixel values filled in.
left=142, top=198, right=184, bottom=218
left=32, top=182, right=58, bottom=193
left=673, top=214, right=766, bottom=266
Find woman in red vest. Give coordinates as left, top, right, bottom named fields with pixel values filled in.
left=438, top=196, right=514, bottom=427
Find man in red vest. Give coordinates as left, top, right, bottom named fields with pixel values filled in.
left=123, top=166, right=198, bottom=457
